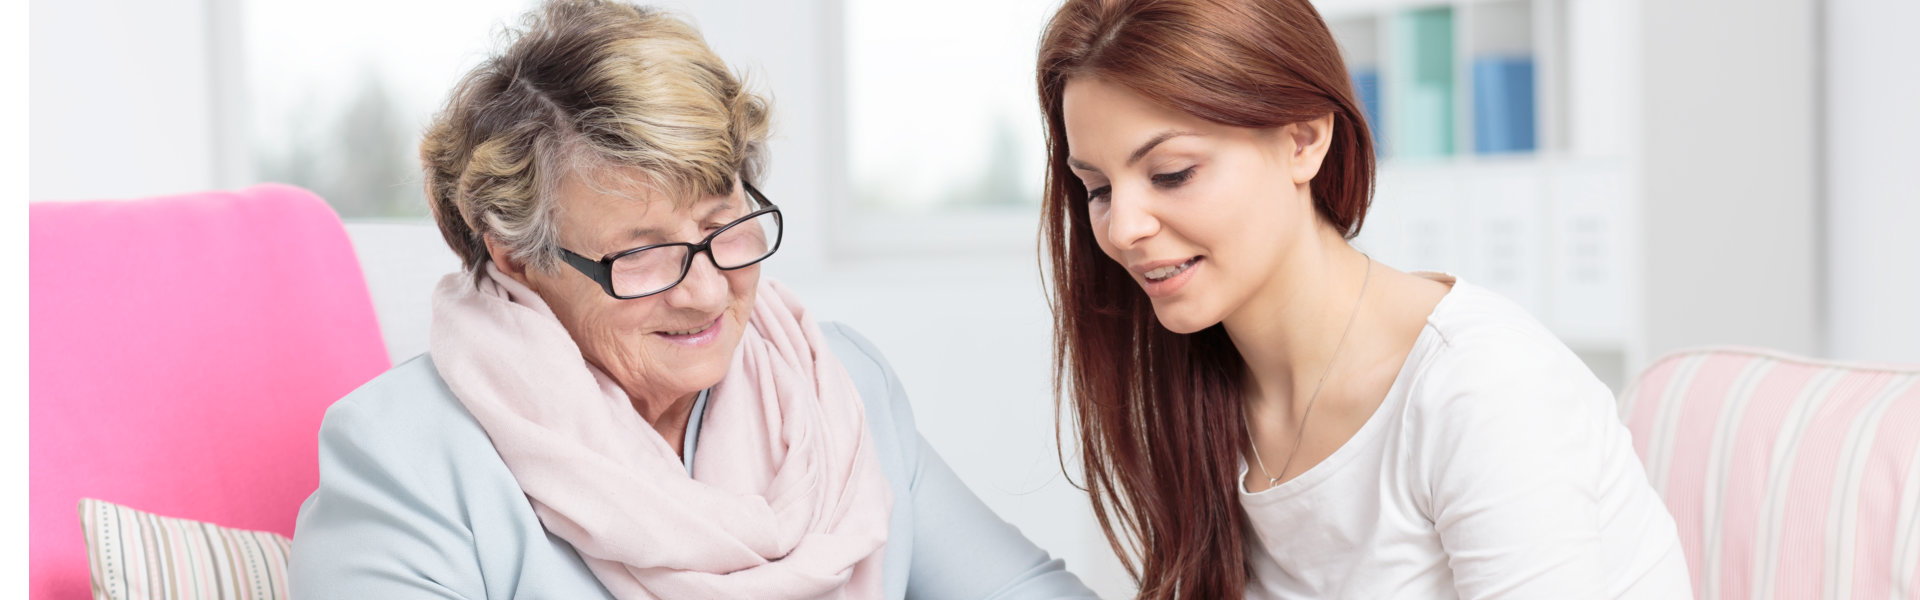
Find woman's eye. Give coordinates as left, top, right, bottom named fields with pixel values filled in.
left=1086, top=185, right=1113, bottom=203
left=1152, top=167, right=1196, bottom=187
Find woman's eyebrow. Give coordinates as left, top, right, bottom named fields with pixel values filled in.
left=1127, top=130, right=1196, bottom=166
left=622, top=226, right=669, bottom=245
left=1067, top=129, right=1199, bottom=173
left=616, top=201, right=736, bottom=245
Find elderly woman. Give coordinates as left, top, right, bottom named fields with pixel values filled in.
left=288, top=2, right=1093, bottom=598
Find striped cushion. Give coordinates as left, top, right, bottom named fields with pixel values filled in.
left=1620, top=347, right=1920, bottom=600
left=78, top=498, right=291, bottom=600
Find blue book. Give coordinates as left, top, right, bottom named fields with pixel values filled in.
left=1352, top=69, right=1384, bottom=152
left=1472, top=56, right=1536, bottom=154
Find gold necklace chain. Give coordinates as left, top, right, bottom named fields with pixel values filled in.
left=1245, top=255, right=1372, bottom=489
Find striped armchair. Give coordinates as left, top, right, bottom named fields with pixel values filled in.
left=1621, top=347, right=1920, bottom=600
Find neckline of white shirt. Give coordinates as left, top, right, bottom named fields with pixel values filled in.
left=1236, top=272, right=1461, bottom=501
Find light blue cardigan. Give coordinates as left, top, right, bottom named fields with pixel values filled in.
left=290, top=322, right=1097, bottom=599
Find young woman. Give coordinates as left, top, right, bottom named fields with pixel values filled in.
left=1035, top=0, right=1691, bottom=597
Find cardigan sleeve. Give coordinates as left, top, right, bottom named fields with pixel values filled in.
left=289, top=391, right=485, bottom=599
left=901, top=436, right=1102, bottom=600
left=288, top=357, right=610, bottom=600
left=820, top=323, right=1101, bottom=600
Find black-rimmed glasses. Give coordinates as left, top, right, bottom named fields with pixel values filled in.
left=558, top=182, right=784, bottom=300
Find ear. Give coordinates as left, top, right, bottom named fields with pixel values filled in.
left=1286, top=113, right=1336, bottom=186
left=483, top=234, right=534, bottom=287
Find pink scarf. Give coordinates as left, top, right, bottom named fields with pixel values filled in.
left=429, top=264, right=892, bottom=599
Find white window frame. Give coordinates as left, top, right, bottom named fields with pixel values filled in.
left=816, top=0, right=1048, bottom=263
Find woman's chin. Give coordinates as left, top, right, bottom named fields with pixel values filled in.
left=651, top=358, right=728, bottom=396
left=649, top=335, right=731, bottom=366
left=1150, top=302, right=1221, bottom=335
left=661, top=326, right=744, bottom=382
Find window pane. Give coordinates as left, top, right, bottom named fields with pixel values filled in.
left=242, top=0, right=543, bottom=219
left=844, top=0, right=1055, bottom=212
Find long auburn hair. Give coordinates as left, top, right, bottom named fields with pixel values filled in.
left=1036, top=0, right=1375, bottom=597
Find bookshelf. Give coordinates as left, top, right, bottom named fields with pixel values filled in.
left=1320, top=0, right=1639, bottom=387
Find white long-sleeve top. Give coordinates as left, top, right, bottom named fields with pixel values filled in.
left=1240, top=275, right=1692, bottom=599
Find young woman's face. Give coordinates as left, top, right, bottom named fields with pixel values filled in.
left=1062, top=76, right=1330, bottom=333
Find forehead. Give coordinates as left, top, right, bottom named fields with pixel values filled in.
left=560, top=165, right=715, bottom=207
left=553, top=168, right=738, bottom=248
left=1062, top=77, right=1218, bottom=162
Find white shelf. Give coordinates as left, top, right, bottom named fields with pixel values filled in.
left=1321, top=0, right=1638, bottom=387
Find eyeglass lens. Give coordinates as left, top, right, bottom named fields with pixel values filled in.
left=607, top=210, right=780, bottom=297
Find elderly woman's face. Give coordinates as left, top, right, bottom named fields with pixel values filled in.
left=519, top=171, right=760, bottom=405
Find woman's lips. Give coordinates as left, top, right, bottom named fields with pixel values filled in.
left=656, top=314, right=722, bottom=347
left=1141, top=256, right=1202, bottom=298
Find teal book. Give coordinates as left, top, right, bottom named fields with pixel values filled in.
left=1392, top=7, right=1455, bottom=158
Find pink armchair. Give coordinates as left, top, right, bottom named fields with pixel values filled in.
left=29, top=185, right=391, bottom=598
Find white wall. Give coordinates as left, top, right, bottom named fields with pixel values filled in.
left=1563, top=0, right=1634, bottom=159
left=1825, top=0, right=1920, bottom=365
left=1636, top=0, right=1823, bottom=360
left=1639, top=0, right=1920, bottom=366
left=30, top=0, right=233, bottom=202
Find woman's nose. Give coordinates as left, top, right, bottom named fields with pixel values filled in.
left=1104, top=189, right=1160, bottom=250
left=664, top=251, right=729, bottom=310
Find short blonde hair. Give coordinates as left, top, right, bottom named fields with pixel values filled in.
left=421, top=0, right=770, bottom=274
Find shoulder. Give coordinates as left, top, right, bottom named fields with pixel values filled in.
left=1393, top=283, right=1634, bottom=513
left=816, top=321, right=922, bottom=472
left=303, top=354, right=538, bottom=547
left=818, top=321, right=890, bottom=386
left=817, top=321, right=917, bottom=433
left=327, top=353, right=455, bottom=418
left=296, top=357, right=602, bottom=597
left=314, top=354, right=503, bottom=488
left=1423, top=281, right=1562, bottom=357
left=1402, top=281, right=1616, bottom=437
left=323, top=354, right=484, bottom=441
left=1420, top=281, right=1600, bottom=389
